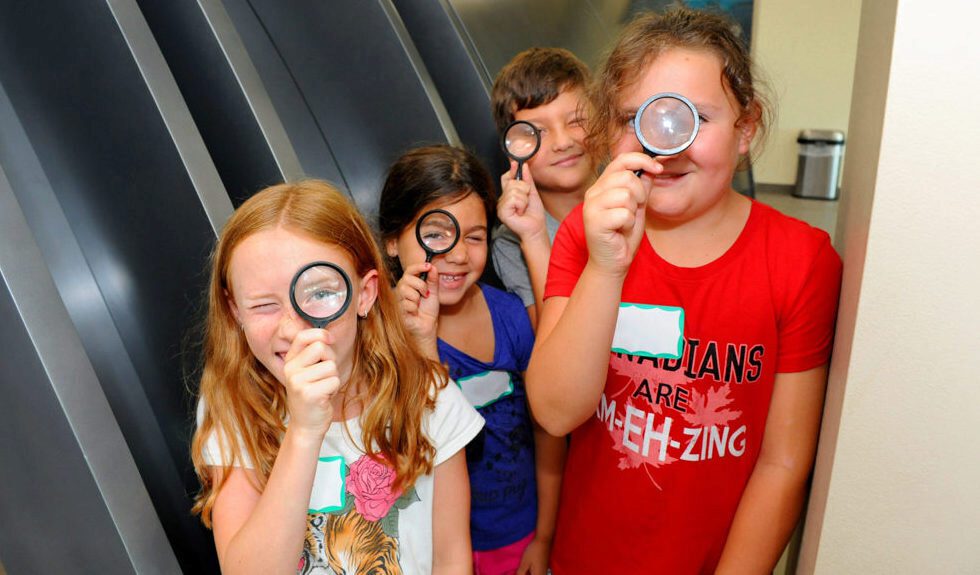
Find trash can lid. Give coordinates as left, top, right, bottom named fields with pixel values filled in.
left=798, top=129, right=845, bottom=144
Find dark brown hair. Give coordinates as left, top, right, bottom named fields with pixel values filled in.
left=587, top=7, right=772, bottom=165
left=491, top=47, right=591, bottom=133
left=377, top=145, right=496, bottom=279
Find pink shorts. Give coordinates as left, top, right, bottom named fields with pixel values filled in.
left=472, top=531, right=536, bottom=575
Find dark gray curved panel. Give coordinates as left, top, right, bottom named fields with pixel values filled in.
left=223, top=0, right=459, bottom=216
left=0, top=166, right=179, bottom=574
left=392, top=0, right=508, bottom=178
left=0, top=1, right=228, bottom=571
left=136, top=0, right=308, bottom=205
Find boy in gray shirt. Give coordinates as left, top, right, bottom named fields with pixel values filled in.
left=491, top=48, right=595, bottom=328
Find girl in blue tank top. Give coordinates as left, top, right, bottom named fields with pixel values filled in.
left=378, top=145, right=566, bottom=574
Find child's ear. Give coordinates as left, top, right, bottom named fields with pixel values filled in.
left=225, top=289, right=242, bottom=326
left=357, top=269, right=380, bottom=317
left=385, top=238, right=399, bottom=259
left=736, top=103, right=761, bottom=155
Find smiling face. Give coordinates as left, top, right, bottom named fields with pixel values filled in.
left=514, top=88, right=594, bottom=195
left=386, top=193, right=487, bottom=311
left=226, top=226, right=378, bottom=386
left=613, top=48, right=756, bottom=224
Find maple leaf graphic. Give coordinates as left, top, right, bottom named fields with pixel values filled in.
left=605, top=400, right=678, bottom=490
left=682, top=384, right=742, bottom=428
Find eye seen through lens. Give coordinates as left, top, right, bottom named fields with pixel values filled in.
left=415, top=209, right=460, bottom=257
left=634, top=92, right=700, bottom=156
left=503, top=120, right=541, bottom=161
left=289, top=261, right=352, bottom=329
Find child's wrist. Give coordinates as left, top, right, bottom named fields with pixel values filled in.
left=285, top=425, right=328, bottom=447
left=584, top=259, right=629, bottom=282
left=519, top=228, right=551, bottom=248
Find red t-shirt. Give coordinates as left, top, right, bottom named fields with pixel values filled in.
left=545, top=201, right=842, bottom=574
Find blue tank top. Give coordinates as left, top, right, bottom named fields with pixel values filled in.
left=437, top=283, right=537, bottom=550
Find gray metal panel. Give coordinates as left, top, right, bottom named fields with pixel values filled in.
left=224, top=0, right=460, bottom=216
left=134, top=0, right=302, bottom=205
left=392, top=0, right=508, bottom=178
left=0, top=166, right=180, bottom=574
left=109, top=0, right=234, bottom=230
left=446, top=0, right=625, bottom=74
left=196, top=0, right=307, bottom=181
left=0, top=1, right=228, bottom=571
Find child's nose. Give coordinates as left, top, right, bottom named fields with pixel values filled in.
left=551, top=125, right=574, bottom=151
left=276, top=308, right=305, bottom=340
left=443, top=240, right=469, bottom=264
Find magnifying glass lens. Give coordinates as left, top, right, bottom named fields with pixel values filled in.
left=418, top=212, right=459, bottom=253
left=504, top=122, right=539, bottom=160
left=293, top=264, right=348, bottom=320
left=637, top=95, right=698, bottom=153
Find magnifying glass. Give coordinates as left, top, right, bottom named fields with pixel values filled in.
left=501, top=120, right=541, bottom=180
left=633, top=92, right=699, bottom=174
left=415, top=208, right=460, bottom=281
left=289, top=261, right=352, bottom=329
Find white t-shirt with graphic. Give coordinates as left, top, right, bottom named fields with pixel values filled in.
left=199, top=381, right=484, bottom=575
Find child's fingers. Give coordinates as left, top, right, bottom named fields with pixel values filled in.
left=396, top=276, right=425, bottom=302
left=289, top=358, right=338, bottom=388
left=397, top=262, right=431, bottom=295
left=501, top=190, right=529, bottom=217
left=286, top=338, right=336, bottom=371
left=303, top=376, right=342, bottom=403
left=424, top=262, right=440, bottom=298
left=522, top=161, right=537, bottom=188
left=500, top=160, right=519, bottom=187
left=284, top=328, right=332, bottom=363
left=608, top=150, right=663, bottom=179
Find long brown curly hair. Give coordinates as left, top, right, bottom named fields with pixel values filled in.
left=190, top=180, right=446, bottom=528
left=587, top=7, right=772, bottom=166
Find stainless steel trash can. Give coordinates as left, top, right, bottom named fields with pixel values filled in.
left=793, top=129, right=845, bottom=200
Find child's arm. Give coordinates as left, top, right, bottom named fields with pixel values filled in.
left=714, top=365, right=829, bottom=573
left=211, top=427, right=324, bottom=574
left=432, top=449, right=474, bottom=574
left=394, top=261, right=441, bottom=360
left=497, top=162, right=551, bottom=329
left=526, top=152, right=662, bottom=436
left=518, top=420, right=566, bottom=574
left=210, top=329, right=340, bottom=574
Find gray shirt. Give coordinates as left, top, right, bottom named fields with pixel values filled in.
left=490, top=211, right=561, bottom=307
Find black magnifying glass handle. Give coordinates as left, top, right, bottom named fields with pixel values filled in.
left=419, top=252, right=434, bottom=282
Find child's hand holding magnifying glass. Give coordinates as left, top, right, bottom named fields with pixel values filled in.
left=282, top=261, right=352, bottom=433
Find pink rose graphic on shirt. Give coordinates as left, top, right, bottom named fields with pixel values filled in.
left=347, top=456, right=403, bottom=522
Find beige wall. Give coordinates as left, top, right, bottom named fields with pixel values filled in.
left=751, top=0, right=862, bottom=186
left=799, top=0, right=980, bottom=572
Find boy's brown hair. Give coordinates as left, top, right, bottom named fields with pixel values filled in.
left=491, top=47, right=591, bottom=133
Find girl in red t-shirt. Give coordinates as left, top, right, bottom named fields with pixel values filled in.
left=526, top=7, right=842, bottom=574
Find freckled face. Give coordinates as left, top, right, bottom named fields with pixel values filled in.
left=387, top=193, right=488, bottom=311
left=226, top=227, right=376, bottom=385
left=612, top=48, right=755, bottom=224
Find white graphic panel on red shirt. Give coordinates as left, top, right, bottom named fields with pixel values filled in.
left=611, top=303, right=684, bottom=359
left=598, top=306, right=766, bottom=490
